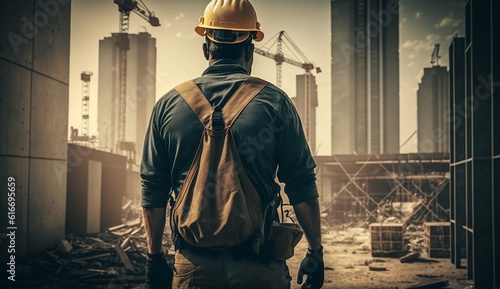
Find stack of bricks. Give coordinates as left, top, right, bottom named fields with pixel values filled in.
left=422, top=222, right=450, bottom=258
left=369, top=223, right=404, bottom=257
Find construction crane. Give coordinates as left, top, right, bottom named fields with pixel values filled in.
left=254, top=31, right=321, bottom=87
left=431, top=43, right=441, bottom=66
left=254, top=30, right=321, bottom=146
left=113, top=0, right=160, bottom=167
left=81, top=71, right=93, bottom=139
left=70, top=71, right=97, bottom=147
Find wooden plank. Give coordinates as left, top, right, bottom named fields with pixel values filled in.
left=58, top=238, right=73, bottom=253
left=406, top=279, right=450, bottom=289
left=114, top=244, right=135, bottom=272
left=400, top=252, right=420, bottom=263
left=73, top=253, right=112, bottom=261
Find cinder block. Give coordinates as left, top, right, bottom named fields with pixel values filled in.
left=30, top=73, right=68, bottom=159
left=0, top=59, right=31, bottom=156
left=28, top=158, right=67, bottom=255
left=370, top=223, right=405, bottom=256
left=33, top=0, right=70, bottom=83
left=423, top=222, right=450, bottom=258
left=0, top=1, right=34, bottom=67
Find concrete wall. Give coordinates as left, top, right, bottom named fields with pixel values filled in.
left=66, top=144, right=127, bottom=234
left=0, top=0, right=71, bottom=258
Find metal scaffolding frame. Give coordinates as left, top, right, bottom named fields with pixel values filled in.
left=316, top=153, right=450, bottom=226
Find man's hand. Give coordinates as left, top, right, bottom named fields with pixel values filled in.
left=297, top=246, right=324, bottom=289
left=145, top=252, right=173, bottom=289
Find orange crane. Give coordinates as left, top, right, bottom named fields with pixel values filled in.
left=254, top=31, right=321, bottom=144
left=113, top=0, right=159, bottom=167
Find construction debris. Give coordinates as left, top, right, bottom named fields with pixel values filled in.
left=406, top=279, right=450, bottom=289
left=58, top=238, right=73, bottom=253
left=400, top=252, right=421, bottom=263
left=13, top=218, right=173, bottom=289
left=364, top=258, right=385, bottom=266
left=114, top=244, right=136, bottom=272
left=368, top=265, right=387, bottom=271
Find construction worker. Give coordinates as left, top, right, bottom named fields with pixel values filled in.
left=141, top=0, right=324, bottom=288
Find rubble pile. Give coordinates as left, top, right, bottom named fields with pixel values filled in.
left=14, top=219, right=172, bottom=289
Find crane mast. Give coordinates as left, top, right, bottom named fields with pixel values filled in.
left=254, top=31, right=321, bottom=147
left=81, top=71, right=93, bottom=139
left=276, top=31, right=284, bottom=87
left=113, top=0, right=159, bottom=167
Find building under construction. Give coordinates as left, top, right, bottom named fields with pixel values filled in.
left=448, top=1, right=499, bottom=287
left=331, top=0, right=400, bottom=155
left=1, top=0, right=499, bottom=288
left=315, top=153, right=450, bottom=226
left=254, top=31, right=321, bottom=154
left=293, top=74, right=319, bottom=155
left=97, top=32, right=157, bottom=162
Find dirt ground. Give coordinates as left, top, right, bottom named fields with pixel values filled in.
left=285, top=228, right=470, bottom=289
left=5, top=227, right=470, bottom=289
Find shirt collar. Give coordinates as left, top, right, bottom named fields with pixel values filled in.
left=201, top=59, right=250, bottom=76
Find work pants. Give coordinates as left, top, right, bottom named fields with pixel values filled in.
left=172, top=249, right=291, bottom=289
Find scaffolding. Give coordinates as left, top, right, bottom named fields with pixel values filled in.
left=316, top=153, right=450, bottom=226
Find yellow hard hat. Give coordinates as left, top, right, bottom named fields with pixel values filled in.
left=195, top=0, right=264, bottom=44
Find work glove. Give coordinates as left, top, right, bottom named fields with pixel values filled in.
left=145, top=252, right=173, bottom=289
left=297, top=246, right=324, bottom=289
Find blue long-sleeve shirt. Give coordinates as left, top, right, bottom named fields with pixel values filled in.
left=141, top=59, right=318, bottom=207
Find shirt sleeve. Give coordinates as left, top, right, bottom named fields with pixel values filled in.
left=140, top=102, right=171, bottom=208
left=275, top=96, right=319, bottom=205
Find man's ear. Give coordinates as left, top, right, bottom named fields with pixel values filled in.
left=245, top=43, right=254, bottom=62
left=203, top=42, right=209, bottom=60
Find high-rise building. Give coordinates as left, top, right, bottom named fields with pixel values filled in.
left=293, top=74, right=318, bottom=154
left=97, top=32, right=157, bottom=160
left=417, top=66, right=449, bottom=153
left=331, top=0, right=400, bottom=155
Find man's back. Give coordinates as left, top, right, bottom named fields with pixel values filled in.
left=141, top=2, right=324, bottom=288
left=141, top=59, right=318, bottom=207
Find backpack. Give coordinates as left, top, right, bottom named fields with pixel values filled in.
left=170, top=76, right=274, bottom=251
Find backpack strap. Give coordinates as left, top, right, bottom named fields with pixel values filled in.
left=175, top=77, right=268, bottom=128
left=174, top=80, right=213, bottom=126
left=222, top=77, right=267, bottom=128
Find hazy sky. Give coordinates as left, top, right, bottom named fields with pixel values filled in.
left=68, top=0, right=465, bottom=155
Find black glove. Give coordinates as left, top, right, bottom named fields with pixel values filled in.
left=145, top=252, right=173, bottom=289
left=297, top=246, right=324, bottom=289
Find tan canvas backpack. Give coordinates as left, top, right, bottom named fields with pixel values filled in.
left=170, top=77, right=270, bottom=250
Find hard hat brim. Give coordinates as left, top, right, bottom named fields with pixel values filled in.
left=195, top=25, right=264, bottom=43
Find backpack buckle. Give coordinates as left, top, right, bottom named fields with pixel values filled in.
left=212, top=106, right=223, bottom=130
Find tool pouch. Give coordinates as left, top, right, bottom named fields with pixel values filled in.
left=268, top=223, right=303, bottom=260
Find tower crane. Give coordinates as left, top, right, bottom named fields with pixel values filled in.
left=70, top=71, right=97, bottom=147
left=81, top=71, right=93, bottom=140
left=431, top=43, right=441, bottom=66
left=254, top=31, right=321, bottom=87
left=113, top=0, right=160, bottom=167
left=254, top=31, right=321, bottom=146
